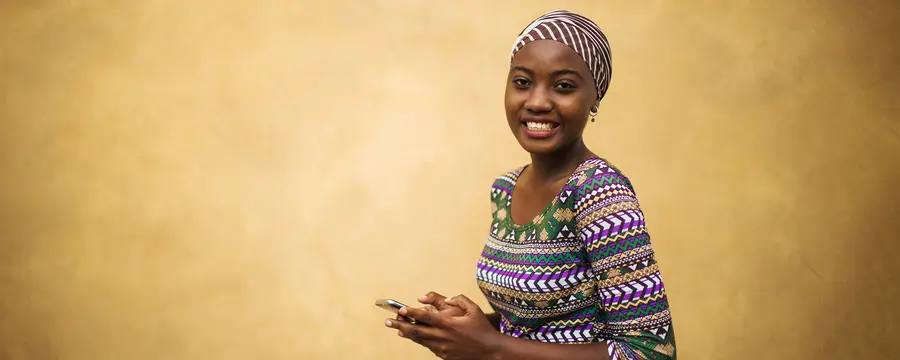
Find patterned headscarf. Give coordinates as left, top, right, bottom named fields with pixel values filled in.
left=510, top=10, right=612, bottom=103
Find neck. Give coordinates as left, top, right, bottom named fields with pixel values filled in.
left=528, top=139, right=592, bottom=184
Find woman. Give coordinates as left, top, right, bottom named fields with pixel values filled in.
left=385, top=9, right=677, bottom=360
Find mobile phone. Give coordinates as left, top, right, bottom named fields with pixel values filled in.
left=375, top=298, right=407, bottom=313
left=375, top=298, right=420, bottom=325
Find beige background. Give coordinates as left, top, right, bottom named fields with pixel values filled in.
left=1, top=1, right=898, bottom=359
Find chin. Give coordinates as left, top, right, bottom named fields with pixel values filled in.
left=515, top=136, right=563, bottom=155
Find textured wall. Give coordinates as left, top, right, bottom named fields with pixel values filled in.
left=1, top=1, right=898, bottom=359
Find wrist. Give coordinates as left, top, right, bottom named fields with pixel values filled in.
left=482, top=330, right=508, bottom=360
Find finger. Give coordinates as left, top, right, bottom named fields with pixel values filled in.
left=439, top=304, right=467, bottom=317
left=396, top=312, right=426, bottom=326
left=386, top=318, right=441, bottom=342
left=417, top=291, right=446, bottom=306
left=399, top=305, right=442, bottom=326
left=399, top=304, right=435, bottom=316
left=420, top=292, right=459, bottom=312
left=443, top=295, right=483, bottom=315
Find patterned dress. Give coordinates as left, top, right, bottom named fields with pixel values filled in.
left=476, top=157, right=677, bottom=359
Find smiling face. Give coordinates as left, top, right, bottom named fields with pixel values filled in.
left=505, top=40, right=599, bottom=155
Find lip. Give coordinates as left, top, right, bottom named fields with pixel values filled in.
left=520, top=117, right=560, bottom=139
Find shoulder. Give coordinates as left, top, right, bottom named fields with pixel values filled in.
left=572, top=157, right=635, bottom=194
left=488, top=165, right=524, bottom=204
left=489, top=165, right=523, bottom=195
left=571, top=158, right=641, bottom=221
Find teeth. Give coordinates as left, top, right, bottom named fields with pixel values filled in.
left=526, top=122, right=554, bottom=131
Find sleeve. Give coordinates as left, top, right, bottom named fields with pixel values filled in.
left=575, top=166, right=677, bottom=360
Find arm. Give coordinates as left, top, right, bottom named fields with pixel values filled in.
left=485, top=312, right=501, bottom=330
left=574, top=166, right=676, bottom=359
left=490, top=337, right=611, bottom=360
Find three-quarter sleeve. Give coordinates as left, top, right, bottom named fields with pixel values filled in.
left=574, top=165, right=677, bottom=360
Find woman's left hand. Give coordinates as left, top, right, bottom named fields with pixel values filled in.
left=386, top=295, right=503, bottom=360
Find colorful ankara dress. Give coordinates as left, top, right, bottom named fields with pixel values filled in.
left=476, top=157, right=676, bottom=359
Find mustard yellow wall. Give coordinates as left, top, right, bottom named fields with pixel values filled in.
left=1, top=1, right=898, bottom=359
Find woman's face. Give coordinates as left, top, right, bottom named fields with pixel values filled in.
left=505, top=40, right=598, bottom=155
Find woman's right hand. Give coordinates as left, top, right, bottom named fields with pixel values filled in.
left=394, top=291, right=466, bottom=324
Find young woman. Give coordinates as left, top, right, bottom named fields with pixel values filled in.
left=385, top=10, right=677, bottom=360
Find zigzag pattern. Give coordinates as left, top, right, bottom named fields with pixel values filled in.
left=576, top=174, right=630, bottom=202
left=482, top=243, right=582, bottom=258
left=605, top=291, right=667, bottom=311
left=477, top=258, right=582, bottom=275
left=590, top=235, right=653, bottom=260
left=546, top=317, right=596, bottom=328
left=605, top=300, right=670, bottom=322
left=483, top=240, right=583, bottom=255
left=478, top=157, right=675, bottom=359
left=584, top=227, right=648, bottom=252
left=594, top=244, right=655, bottom=269
left=480, top=249, right=583, bottom=265
left=479, top=280, right=595, bottom=308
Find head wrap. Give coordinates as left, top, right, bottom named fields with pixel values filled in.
left=510, top=10, right=612, bottom=103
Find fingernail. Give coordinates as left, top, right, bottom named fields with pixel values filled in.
left=385, top=320, right=392, bottom=327
left=398, top=307, right=407, bottom=315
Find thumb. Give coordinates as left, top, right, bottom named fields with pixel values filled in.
left=444, top=295, right=482, bottom=315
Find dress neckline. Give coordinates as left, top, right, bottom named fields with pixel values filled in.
left=503, top=157, right=599, bottom=229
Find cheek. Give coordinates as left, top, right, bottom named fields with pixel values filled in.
left=557, top=99, right=591, bottom=135
left=558, top=99, right=590, bottom=120
left=504, top=93, right=523, bottom=116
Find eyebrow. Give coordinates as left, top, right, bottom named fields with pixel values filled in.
left=511, top=65, right=584, bottom=79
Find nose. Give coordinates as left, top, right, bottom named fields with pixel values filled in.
left=524, top=87, right=552, bottom=113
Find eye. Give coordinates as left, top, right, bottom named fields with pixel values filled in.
left=512, top=77, right=531, bottom=88
left=555, top=81, right=577, bottom=92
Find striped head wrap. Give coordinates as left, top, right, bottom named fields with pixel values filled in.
left=510, top=10, right=612, bottom=103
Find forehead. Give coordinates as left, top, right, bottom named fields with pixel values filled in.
left=510, top=40, right=591, bottom=76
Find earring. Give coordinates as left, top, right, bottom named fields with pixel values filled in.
left=590, top=108, right=598, bottom=122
